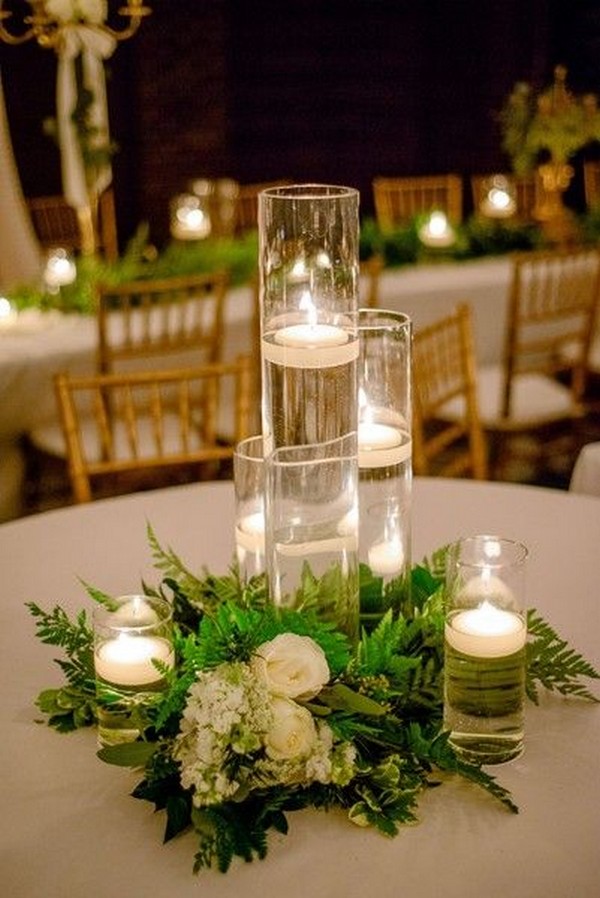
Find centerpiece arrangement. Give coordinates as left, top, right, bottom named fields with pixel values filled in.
left=28, top=184, right=599, bottom=876
left=29, top=526, right=598, bottom=873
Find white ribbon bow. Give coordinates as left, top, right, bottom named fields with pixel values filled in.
left=56, top=25, right=116, bottom=209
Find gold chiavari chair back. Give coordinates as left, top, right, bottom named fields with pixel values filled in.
left=54, top=357, right=254, bottom=503
left=373, top=174, right=463, bottom=230
left=412, top=304, right=488, bottom=479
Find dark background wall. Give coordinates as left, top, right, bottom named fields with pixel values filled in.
left=2, top=0, right=599, bottom=249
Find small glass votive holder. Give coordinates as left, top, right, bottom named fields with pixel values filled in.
left=443, top=535, right=528, bottom=764
left=266, top=434, right=359, bottom=641
left=234, top=435, right=266, bottom=583
left=93, top=594, right=175, bottom=747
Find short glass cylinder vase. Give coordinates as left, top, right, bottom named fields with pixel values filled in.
left=93, top=595, right=175, bottom=747
left=357, top=309, right=412, bottom=627
left=266, top=435, right=359, bottom=642
left=234, top=435, right=266, bottom=583
left=443, top=535, right=528, bottom=764
left=258, top=184, right=360, bottom=451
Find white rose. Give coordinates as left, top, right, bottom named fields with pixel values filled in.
left=264, top=697, right=317, bottom=761
left=253, top=633, right=330, bottom=700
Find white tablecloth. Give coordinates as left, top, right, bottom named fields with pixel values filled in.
left=1, top=477, right=598, bottom=898
left=569, top=441, right=600, bottom=497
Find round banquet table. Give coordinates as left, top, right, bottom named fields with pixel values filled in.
left=1, top=477, right=599, bottom=898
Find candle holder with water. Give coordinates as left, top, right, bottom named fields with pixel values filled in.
left=93, top=595, right=175, bottom=747
left=443, top=535, right=528, bottom=764
left=357, top=309, right=412, bottom=627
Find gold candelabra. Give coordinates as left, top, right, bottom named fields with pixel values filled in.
left=0, top=1, right=151, bottom=48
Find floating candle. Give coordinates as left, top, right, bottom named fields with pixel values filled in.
left=94, top=634, right=174, bottom=686
left=112, top=595, right=160, bottom=626
left=358, top=421, right=411, bottom=468
left=368, top=538, right=405, bottom=576
left=235, top=511, right=266, bottom=553
left=274, top=322, right=348, bottom=349
left=262, top=329, right=358, bottom=369
left=445, top=602, right=526, bottom=658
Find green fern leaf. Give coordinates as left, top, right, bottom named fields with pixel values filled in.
left=527, top=609, right=599, bottom=704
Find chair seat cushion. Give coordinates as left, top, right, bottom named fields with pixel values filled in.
left=439, top=364, right=577, bottom=431
left=29, top=413, right=208, bottom=464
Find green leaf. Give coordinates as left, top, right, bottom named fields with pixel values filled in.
left=527, top=609, right=599, bottom=704
left=97, top=741, right=158, bottom=767
left=164, top=794, right=192, bottom=842
left=319, top=683, right=388, bottom=716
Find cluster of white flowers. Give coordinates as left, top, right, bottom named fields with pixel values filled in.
left=44, top=0, right=108, bottom=25
left=175, top=634, right=357, bottom=807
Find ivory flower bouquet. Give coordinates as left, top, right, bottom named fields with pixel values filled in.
left=29, top=526, right=599, bottom=874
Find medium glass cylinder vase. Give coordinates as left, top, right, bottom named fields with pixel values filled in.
left=266, top=435, right=359, bottom=642
left=357, top=309, right=412, bottom=628
left=258, top=184, right=360, bottom=452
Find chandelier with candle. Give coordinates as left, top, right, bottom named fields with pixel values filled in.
left=0, top=1, right=150, bottom=47
left=0, top=2, right=151, bottom=256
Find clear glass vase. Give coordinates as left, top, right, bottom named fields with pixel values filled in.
left=258, top=184, right=360, bottom=452
left=357, top=309, right=412, bottom=628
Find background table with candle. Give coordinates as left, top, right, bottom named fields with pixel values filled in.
left=0, top=254, right=513, bottom=521
left=1, top=476, right=598, bottom=898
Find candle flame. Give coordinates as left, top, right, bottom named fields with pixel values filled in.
left=299, top=290, right=317, bottom=327
left=427, top=211, right=449, bottom=237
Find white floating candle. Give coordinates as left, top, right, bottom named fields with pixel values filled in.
left=445, top=602, right=526, bottom=659
left=262, top=329, right=358, bottom=369
left=112, top=595, right=159, bottom=627
left=95, top=634, right=174, bottom=686
left=358, top=422, right=411, bottom=468
left=235, top=511, right=266, bottom=553
left=368, top=538, right=405, bottom=576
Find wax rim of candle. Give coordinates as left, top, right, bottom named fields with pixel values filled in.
left=262, top=334, right=359, bottom=369
left=445, top=607, right=526, bottom=658
left=358, top=439, right=412, bottom=469
left=94, top=595, right=172, bottom=634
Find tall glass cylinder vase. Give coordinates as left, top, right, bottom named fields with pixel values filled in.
left=357, top=310, right=412, bottom=628
left=258, top=184, right=360, bottom=452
